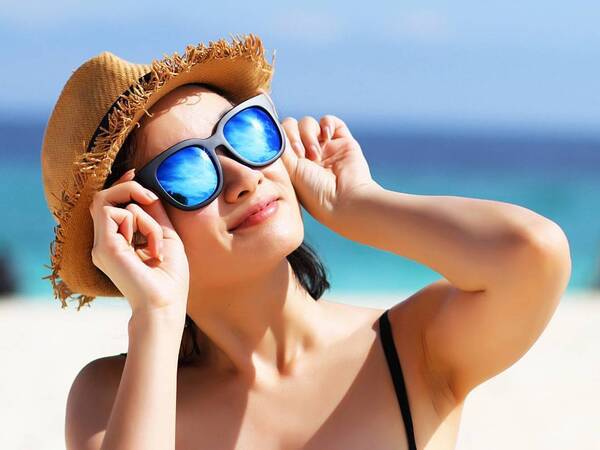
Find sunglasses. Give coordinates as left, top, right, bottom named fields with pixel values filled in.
left=132, top=92, right=286, bottom=211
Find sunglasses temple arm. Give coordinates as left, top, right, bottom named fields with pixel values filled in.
left=264, top=93, right=280, bottom=121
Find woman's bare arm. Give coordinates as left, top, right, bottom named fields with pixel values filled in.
left=66, top=310, right=184, bottom=450
left=330, top=185, right=571, bottom=400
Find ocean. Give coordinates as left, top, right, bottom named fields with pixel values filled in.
left=1, top=120, right=598, bottom=302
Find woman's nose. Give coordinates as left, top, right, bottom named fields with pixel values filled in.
left=218, top=152, right=265, bottom=203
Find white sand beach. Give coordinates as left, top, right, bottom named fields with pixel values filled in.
left=0, top=292, right=598, bottom=450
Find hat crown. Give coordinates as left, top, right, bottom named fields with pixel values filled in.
left=41, top=51, right=150, bottom=216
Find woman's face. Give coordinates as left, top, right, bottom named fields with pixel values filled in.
left=131, top=84, right=304, bottom=288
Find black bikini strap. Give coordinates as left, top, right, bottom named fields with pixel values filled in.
left=379, top=309, right=417, bottom=450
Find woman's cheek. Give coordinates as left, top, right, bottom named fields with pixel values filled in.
left=169, top=206, right=220, bottom=245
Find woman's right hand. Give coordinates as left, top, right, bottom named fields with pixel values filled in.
left=89, top=168, right=190, bottom=320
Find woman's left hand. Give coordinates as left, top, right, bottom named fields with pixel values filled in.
left=280, top=115, right=380, bottom=230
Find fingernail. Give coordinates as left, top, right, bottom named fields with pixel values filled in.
left=146, top=190, right=159, bottom=200
left=325, top=127, right=331, bottom=140
left=158, top=242, right=164, bottom=261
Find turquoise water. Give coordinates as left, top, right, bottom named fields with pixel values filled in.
left=1, top=122, right=598, bottom=300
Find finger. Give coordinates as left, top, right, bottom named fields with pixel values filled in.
left=89, top=180, right=179, bottom=242
left=281, top=117, right=306, bottom=158
left=103, top=176, right=180, bottom=242
left=93, top=180, right=158, bottom=210
left=319, top=116, right=335, bottom=145
left=90, top=200, right=130, bottom=250
left=110, top=168, right=136, bottom=188
left=92, top=206, right=156, bottom=269
left=117, top=207, right=134, bottom=244
left=320, top=136, right=363, bottom=166
left=125, top=203, right=164, bottom=260
left=135, top=193, right=180, bottom=241
left=298, top=116, right=322, bottom=162
left=321, top=115, right=353, bottom=140
left=94, top=205, right=134, bottom=252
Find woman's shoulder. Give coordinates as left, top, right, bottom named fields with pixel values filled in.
left=75, top=354, right=127, bottom=385
left=69, top=354, right=129, bottom=399
left=318, top=298, right=387, bottom=327
left=66, top=355, right=128, bottom=447
left=314, top=299, right=391, bottom=351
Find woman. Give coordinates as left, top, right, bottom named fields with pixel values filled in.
left=54, top=39, right=571, bottom=450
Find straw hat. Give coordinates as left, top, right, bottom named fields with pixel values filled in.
left=41, top=33, right=276, bottom=311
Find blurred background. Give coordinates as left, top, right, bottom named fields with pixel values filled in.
left=0, top=1, right=598, bottom=449
left=1, top=0, right=599, bottom=298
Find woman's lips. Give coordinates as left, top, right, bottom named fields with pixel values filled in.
left=231, top=198, right=279, bottom=231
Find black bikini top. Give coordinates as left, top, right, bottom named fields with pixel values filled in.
left=379, top=309, right=417, bottom=450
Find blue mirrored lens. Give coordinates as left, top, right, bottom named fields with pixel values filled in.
left=157, top=146, right=218, bottom=206
left=223, top=106, right=282, bottom=163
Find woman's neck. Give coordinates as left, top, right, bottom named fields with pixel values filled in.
left=186, top=260, right=327, bottom=384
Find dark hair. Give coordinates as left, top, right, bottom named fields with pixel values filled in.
left=103, top=83, right=331, bottom=367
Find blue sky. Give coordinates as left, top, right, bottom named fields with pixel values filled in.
left=1, top=0, right=599, bottom=133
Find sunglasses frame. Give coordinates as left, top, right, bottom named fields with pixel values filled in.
left=132, top=92, right=286, bottom=211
